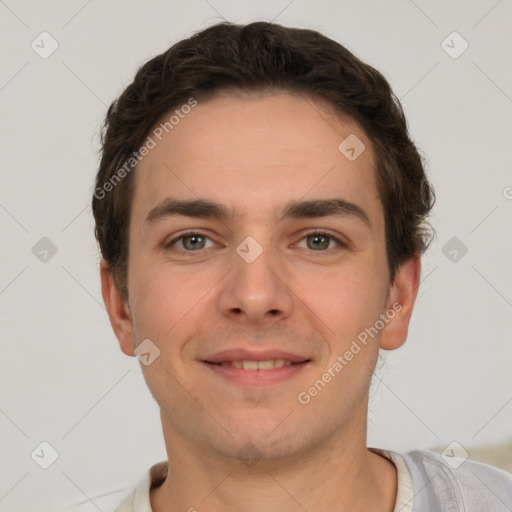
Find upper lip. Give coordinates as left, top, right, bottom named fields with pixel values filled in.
left=203, top=348, right=311, bottom=364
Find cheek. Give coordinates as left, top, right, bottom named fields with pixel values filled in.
left=297, top=263, right=387, bottom=338
left=294, top=265, right=388, bottom=392
left=128, top=259, right=220, bottom=343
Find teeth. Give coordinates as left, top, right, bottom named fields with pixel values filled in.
left=219, top=359, right=298, bottom=370
left=256, top=360, right=274, bottom=370
left=243, top=360, right=258, bottom=370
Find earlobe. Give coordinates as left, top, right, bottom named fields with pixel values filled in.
left=100, top=260, right=136, bottom=357
left=379, top=256, right=421, bottom=351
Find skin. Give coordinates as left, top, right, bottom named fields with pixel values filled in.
left=101, top=90, right=420, bottom=512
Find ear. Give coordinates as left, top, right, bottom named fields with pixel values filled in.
left=100, top=259, right=136, bottom=357
left=379, top=255, right=421, bottom=351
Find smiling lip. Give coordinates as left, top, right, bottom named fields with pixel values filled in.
left=202, top=348, right=311, bottom=387
left=203, top=348, right=310, bottom=364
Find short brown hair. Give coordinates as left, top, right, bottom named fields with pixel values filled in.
left=92, top=21, right=435, bottom=299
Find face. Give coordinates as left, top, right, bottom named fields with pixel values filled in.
left=103, top=91, right=418, bottom=463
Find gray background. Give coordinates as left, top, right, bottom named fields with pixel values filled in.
left=0, top=0, right=511, bottom=510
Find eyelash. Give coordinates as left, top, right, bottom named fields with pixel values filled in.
left=164, top=229, right=346, bottom=255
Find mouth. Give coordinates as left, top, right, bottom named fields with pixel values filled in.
left=203, top=359, right=308, bottom=370
left=201, top=354, right=312, bottom=387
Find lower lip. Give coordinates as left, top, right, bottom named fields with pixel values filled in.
left=202, top=361, right=310, bottom=387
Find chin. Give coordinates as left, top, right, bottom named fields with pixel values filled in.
left=205, top=416, right=305, bottom=461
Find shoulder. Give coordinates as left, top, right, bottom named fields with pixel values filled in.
left=400, top=448, right=512, bottom=511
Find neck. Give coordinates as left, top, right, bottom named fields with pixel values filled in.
left=150, top=417, right=397, bottom=512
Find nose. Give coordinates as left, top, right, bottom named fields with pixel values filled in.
left=218, top=237, right=295, bottom=325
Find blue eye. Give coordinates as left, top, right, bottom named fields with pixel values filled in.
left=165, top=231, right=215, bottom=253
left=165, top=229, right=345, bottom=255
left=297, top=231, right=345, bottom=251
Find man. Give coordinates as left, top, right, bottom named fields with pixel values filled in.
left=90, top=21, right=512, bottom=512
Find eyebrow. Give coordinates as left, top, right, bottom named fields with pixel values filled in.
left=281, top=198, right=371, bottom=228
left=145, top=197, right=371, bottom=228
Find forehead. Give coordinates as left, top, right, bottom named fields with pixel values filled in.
left=132, top=91, right=381, bottom=226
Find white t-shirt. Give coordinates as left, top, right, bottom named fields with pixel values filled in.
left=64, top=448, right=512, bottom=511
